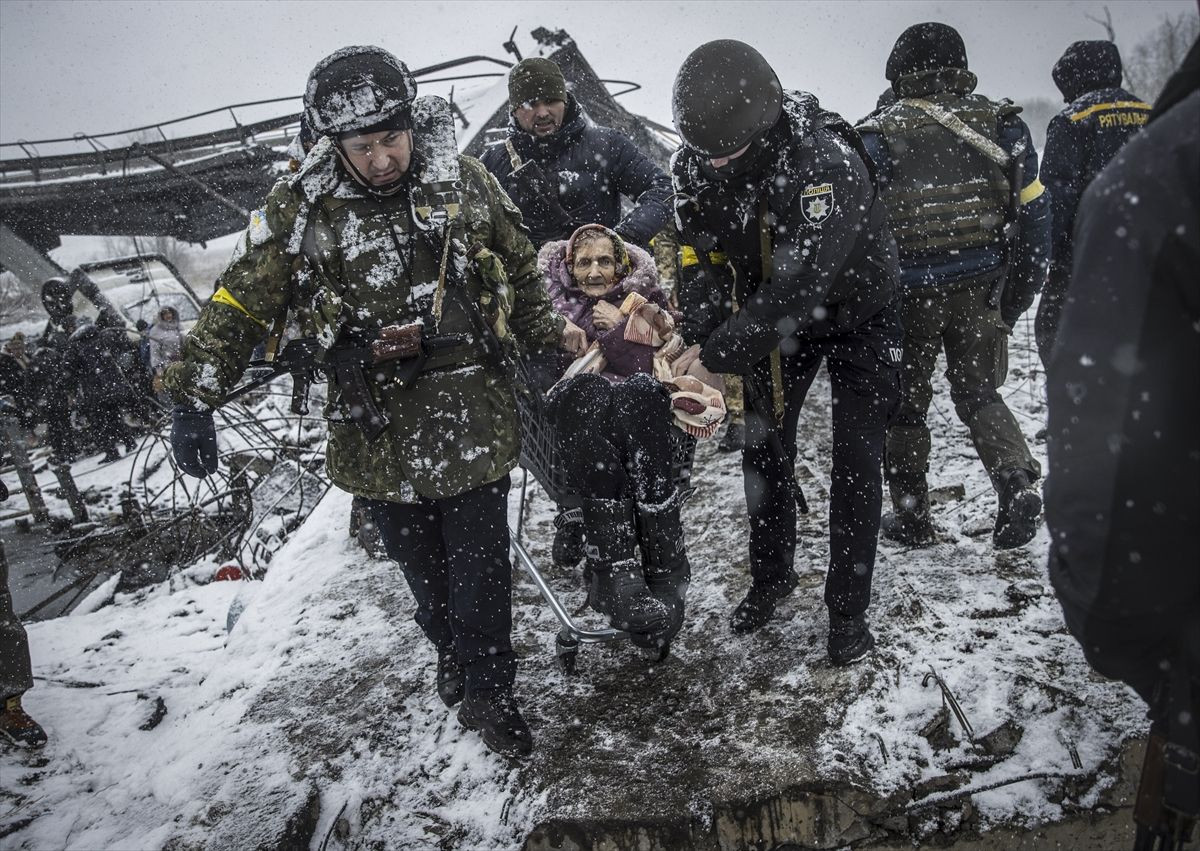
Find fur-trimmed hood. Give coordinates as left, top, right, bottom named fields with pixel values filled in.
left=538, top=231, right=669, bottom=339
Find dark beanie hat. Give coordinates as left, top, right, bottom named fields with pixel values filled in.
left=1052, top=41, right=1123, bottom=102
left=886, top=22, right=968, bottom=82
left=508, top=57, right=568, bottom=107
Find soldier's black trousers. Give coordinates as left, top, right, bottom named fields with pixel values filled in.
left=365, top=477, right=515, bottom=695
left=550, top=372, right=673, bottom=502
left=743, top=305, right=902, bottom=616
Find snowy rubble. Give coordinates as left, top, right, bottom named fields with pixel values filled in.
left=0, top=306, right=1145, bottom=849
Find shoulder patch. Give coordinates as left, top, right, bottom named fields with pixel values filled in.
left=247, top=209, right=273, bottom=247
left=800, top=182, right=835, bottom=226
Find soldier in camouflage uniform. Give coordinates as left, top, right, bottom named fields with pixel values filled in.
left=164, top=46, right=585, bottom=757
left=857, top=23, right=1051, bottom=550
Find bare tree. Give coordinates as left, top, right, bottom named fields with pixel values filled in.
left=1123, top=13, right=1200, bottom=102
left=1085, top=5, right=1116, bottom=41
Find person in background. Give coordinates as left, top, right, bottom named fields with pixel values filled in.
left=147, top=305, right=184, bottom=393
left=1035, top=40, right=1151, bottom=370
left=0, top=472, right=48, bottom=749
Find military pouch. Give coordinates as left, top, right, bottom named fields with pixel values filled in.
left=469, top=243, right=515, bottom=341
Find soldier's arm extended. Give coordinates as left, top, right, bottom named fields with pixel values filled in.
left=465, top=157, right=565, bottom=349
left=700, top=155, right=874, bottom=375
left=163, top=179, right=301, bottom=408
left=1040, top=112, right=1082, bottom=269
left=674, top=245, right=733, bottom=348
left=607, top=131, right=673, bottom=248
left=1000, top=114, right=1052, bottom=325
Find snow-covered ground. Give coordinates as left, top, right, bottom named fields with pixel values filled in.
left=0, top=308, right=1145, bottom=849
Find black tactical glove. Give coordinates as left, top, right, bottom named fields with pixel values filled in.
left=1001, top=291, right=1032, bottom=330
left=171, top=406, right=218, bottom=478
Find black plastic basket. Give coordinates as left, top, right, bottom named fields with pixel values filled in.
left=516, top=388, right=696, bottom=507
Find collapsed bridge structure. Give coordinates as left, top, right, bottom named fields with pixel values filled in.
left=0, top=27, right=675, bottom=291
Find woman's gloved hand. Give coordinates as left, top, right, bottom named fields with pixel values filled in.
left=171, top=407, right=218, bottom=478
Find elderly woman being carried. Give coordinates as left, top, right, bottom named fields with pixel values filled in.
left=540, top=224, right=726, bottom=652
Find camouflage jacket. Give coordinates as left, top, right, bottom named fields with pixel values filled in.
left=165, top=121, right=563, bottom=502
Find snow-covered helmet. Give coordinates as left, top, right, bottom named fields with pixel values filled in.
left=304, top=46, right=417, bottom=138
left=672, top=40, right=783, bottom=158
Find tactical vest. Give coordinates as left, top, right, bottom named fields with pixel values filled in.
left=861, top=84, right=1012, bottom=261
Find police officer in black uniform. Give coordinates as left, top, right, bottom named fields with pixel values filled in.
left=671, top=40, right=901, bottom=665
left=1036, top=40, right=1151, bottom=369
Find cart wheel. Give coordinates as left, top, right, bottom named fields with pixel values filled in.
left=556, top=634, right=580, bottom=676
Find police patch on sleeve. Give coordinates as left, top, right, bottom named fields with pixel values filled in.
left=800, top=183, right=834, bottom=226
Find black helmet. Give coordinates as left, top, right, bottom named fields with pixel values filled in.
left=40, top=276, right=75, bottom=321
left=672, top=40, right=783, bottom=158
left=304, top=45, right=417, bottom=138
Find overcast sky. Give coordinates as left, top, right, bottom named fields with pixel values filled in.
left=1, top=0, right=1195, bottom=146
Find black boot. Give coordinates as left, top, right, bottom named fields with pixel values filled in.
left=436, top=646, right=465, bottom=708
left=994, top=469, right=1042, bottom=550
left=718, top=420, right=745, bottom=453
left=551, top=509, right=585, bottom=568
left=882, top=476, right=935, bottom=546
left=635, top=489, right=692, bottom=650
left=730, top=569, right=799, bottom=634
left=0, top=695, right=47, bottom=749
left=457, top=688, right=533, bottom=757
left=828, top=610, right=875, bottom=666
left=582, top=498, right=669, bottom=636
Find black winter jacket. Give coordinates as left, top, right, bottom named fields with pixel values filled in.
left=672, top=92, right=898, bottom=375
left=1045, top=88, right=1200, bottom=706
left=479, top=96, right=671, bottom=249
left=64, top=322, right=140, bottom=408
left=1043, top=41, right=1151, bottom=271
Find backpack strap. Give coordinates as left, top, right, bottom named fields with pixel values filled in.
left=901, top=97, right=1011, bottom=167
left=505, top=139, right=523, bottom=171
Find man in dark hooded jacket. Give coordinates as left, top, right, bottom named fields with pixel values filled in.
left=1046, top=37, right=1199, bottom=847
left=857, top=22, right=1052, bottom=552
left=479, top=57, right=672, bottom=250
left=671, top=40, right=902, bottom=665
left=1036, top=40, right=1151, bottom=369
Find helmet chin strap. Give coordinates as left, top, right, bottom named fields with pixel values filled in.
left=333, top=143, right=409, bottom=197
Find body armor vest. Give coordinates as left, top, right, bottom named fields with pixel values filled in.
left=863, top=86, right=1012, bottom=261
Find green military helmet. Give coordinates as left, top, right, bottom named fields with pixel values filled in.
left=672, top=40, right=783, bottom=158
left=304, top=45, right=417, bottom=138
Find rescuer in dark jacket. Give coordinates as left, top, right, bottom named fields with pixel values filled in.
left=64, top=312, right=139, bottom=462
left=857, top=22, right=1052, bottom=551
left=671, top=40, right=902, bottom=665
left=1046, top=43, right=1199, bottom=846
left=1035, top=40, right=1151, bottom=369
left=479, top=57, right=672, bottom=250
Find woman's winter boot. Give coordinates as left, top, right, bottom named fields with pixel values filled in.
left=634, top=489, right=692, bottom=650
left=582, top=497, right=669, bottom=635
